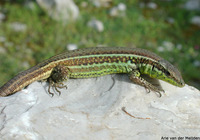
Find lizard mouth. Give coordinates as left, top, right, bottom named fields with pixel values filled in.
left=175, top=77, right=185, bottom=87
left=179, top=80, right=185, bottom=87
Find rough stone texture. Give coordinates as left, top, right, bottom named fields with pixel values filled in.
left=0, top=74, right=200, bottom=140
left=36, top=0, right=79, bottom=22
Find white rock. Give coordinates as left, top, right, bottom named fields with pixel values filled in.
left=191, top=16, right=200, bottom=26
left=9, top=22, right=27, bottom=32
left=118, top=3, right=126, bottom=11
left=109, top=3, right=126, bottom=17
left=176, top=44, right=182, bottom=50
left=24, top=1, right=37, bottom=10
left=166, top=17, right=175, bottom=24
left=193, top=60, right=200, bottom=67
left=162, top=41, right=174, bottom=51
left=157, top=46, right=165, bottom=52
left=0, top=74, right=200, bottom=139
left=109, top=7, right=118, bottom=17
left=36, top=0, right=79, bottom=22
left=91, top=0, right=112, bottom=7
left=0, top=12, right=5, bottom=22
left=147, top=2, right=157, bottom=9
left=21, top=61, right=30, bottom=69
left=66, top=44, right=78, bottom=50
left=5, top=42, right=14, bottom=47
left=87, top=19, right=104, bottom=32
left=0, top=47, right=6, bottom=54
left=0, top=36, right=6, bottom=42
left=140, top=2, right=158, bottom=9
left=158, top=41, right=174, bottom=52
left=184, top=0, right=200, bottom=10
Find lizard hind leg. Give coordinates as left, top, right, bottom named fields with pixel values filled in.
left=47, top=65, right=70, bottom=96
left=129, top=70, right=164, bottom=97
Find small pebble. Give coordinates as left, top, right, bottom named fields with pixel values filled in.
left=87, top=19, right=104, bottom=32
left=0, top=36, right=6, bottom=42
left=147, top=2, right=157, bottom=9
left=118, top=3, right=126, bottom=11
left=191, top=16, right=200, bottom=26
left=193, top=60, right=200, bottom=67
left=109, top=3, right=126, bottom=17
left=166, top=17, right=175, bottom=24
left=67, top=44, right=78, bottom=50
left=157, top=46, right=164, bottom=52
left=0, top=47, right=6, bottom=54
left=163, top=41, right=174, bottom=51
left=0, top=12, right=5, bottom=22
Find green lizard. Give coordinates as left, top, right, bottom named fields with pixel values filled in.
left=0, top=47, right=185, bottom=97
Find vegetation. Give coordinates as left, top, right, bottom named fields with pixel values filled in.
left=0, top=0, right=199, bottom=89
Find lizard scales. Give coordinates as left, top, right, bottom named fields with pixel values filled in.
left=0, top=47, right=185, bottom=97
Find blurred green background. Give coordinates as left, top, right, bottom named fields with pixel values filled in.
left=0, top=0, right=199, bottom=89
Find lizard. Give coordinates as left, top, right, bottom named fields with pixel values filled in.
left=0, top=47, right=185, bottom=97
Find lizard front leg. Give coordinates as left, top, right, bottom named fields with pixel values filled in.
left=47, top=65, right=70, bottom=96
left=129, top=70, right=164, bottom=97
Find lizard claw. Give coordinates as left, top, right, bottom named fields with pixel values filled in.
left=145, top=87, right=151, bottom=93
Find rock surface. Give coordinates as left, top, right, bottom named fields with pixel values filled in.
left=36, top=0, right=79, bottom=22
left=0, top=74, right=200, bottom=140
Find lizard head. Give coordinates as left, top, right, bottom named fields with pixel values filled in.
left=155, top=59, right=185, bottom=87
